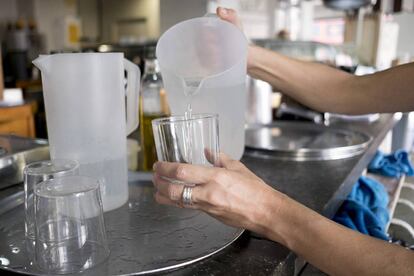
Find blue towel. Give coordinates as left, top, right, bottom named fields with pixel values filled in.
left=333, top=176, right=389, bottom=240
left=368, top=150, right=414, bottom=178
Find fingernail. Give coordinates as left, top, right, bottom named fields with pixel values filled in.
left=153, top=162, right=157, bottom=171
left=220, top=7, right=228, bottom=16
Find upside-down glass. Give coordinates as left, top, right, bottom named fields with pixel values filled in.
left=24, top=160, right=79, bottom=243
left=152, top=113, right=219, bottom=166
left=34, top=176, right=109, bottom=274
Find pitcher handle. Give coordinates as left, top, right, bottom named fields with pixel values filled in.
left=203, top=13, right=218, bottom=18
left=123, top=59, right=141, bottom=135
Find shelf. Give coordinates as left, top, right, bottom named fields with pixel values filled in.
left=365, top=172, right=405, bottom=231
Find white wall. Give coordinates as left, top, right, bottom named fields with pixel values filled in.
left=0, top=0, right=35, bottom=20
left=206, top=0, right=316, bottom=40
left=207, top=0, right=271, bottom=39
left=0, top=0, right=17, bottom=41
left=0, top=0, right=17, bottom=21
left=160, top=0, right=207, bottom=34
left=78, top=0, right=99, bottom=42
left=394, top=12, right=414, bottom=57
left=101, top=0, right=160, bottom=43
left=0, top=0, right=37, bottom=44
left=33, top=0, right=77, bottom=52
left=0, top=0, right=79, bottom=52
left=16, top=0, right=35, bottom=19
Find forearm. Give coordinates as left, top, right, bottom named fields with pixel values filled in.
left=260, top=190, right=414, bottom=275
left=248, top=46, right=414, bottom=114
left=248, top=45, right=356, bottom=113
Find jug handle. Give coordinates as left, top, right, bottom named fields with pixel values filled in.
left=123, top=59, right=141, bottom=135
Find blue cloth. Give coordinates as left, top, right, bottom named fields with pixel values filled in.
left=333, top=176, right=389, bottom=240
left=368, top=150, right=414, bottom=178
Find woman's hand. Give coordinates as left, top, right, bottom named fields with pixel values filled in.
left=216, top=7, right=243, bottom=30
left=152, top=153, right=284, bottom=237
left=154, top=154, right=414, bottom=276
left=216, top=7, right=258, bottom=71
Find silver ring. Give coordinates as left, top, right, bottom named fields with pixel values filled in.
left=182, top=186, right=193, bottom=206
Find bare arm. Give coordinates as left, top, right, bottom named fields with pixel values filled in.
left=268, top=190, right=414, bottom=276
left=217, top=7, right=414, bottom=115
left=249, top=46, right=414, bottom=114
left=153, top=157, right=414, bottom=276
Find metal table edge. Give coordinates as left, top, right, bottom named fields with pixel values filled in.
left=298, top=113, right=400, bottom=276
left=322, top=114, right=399, bottom=219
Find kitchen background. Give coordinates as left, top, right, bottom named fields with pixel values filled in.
left=0, top=0, right=413, bottom=161
left=0, top=2, right=414, bottom=274
left=1, top=0, right=413, bottom=62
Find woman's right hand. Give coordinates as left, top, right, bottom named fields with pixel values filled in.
left=216, top=7, right=257, bottom=71
left=216, top=7, right=244, bottom=30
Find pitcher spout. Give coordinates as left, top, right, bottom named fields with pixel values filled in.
left=32, top=55, right=51, bottom=74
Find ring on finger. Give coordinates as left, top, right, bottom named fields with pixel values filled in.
left=182, top=185, right=194, bottom=206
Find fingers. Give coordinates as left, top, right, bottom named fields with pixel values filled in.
left=153, top=173, right=200, bottom=209
left=154, top=161, right=217, bottom=184
left=216, top=7, right=243, bottom=30
left=217, top=152, right=233, bottom=168
left=154, top=192, right=181, bottom=207
left=154, top=192, right=199, bottom=210
left=204, top=148, right=220, bottom=167
left=218, top=153, right=257, bottom=178
left=153, top=173, right=184, bottom=201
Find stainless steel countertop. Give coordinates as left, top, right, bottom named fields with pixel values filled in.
left=0, top=114, right=398, bottom=275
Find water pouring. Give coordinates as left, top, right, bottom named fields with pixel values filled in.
left=156, top=16, right=248, bottom=160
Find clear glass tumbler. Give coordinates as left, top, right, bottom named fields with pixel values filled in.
left=152, top=113, right=219, bottom=166
left=34, top=175, right=109, bottom=274
left=24, top=160, right=79, bottom=242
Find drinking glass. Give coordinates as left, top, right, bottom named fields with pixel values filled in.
left=34, top=175, right=109, bottom=274
left=152, top=113, right=219, bottom=166
left=24, top=160, right=79, bottom=242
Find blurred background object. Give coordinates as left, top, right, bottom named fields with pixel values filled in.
left=245, top=77, right=273, bottom=125
left=324, top=0, right=373, bottom=10
left=0, top=0, right=411, bottom=66
left=0, top=0, right=413, bottom=160
left=0, top=48, right=3, bottom=100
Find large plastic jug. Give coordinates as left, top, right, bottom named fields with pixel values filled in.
left=33, top=53, right=140, bottom=211
left=156, top=16, right=248, bottom=160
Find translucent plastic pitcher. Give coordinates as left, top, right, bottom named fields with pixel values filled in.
left=156, top=16, right=248, bottom=160
left=33, top=53, right=140, bottom=211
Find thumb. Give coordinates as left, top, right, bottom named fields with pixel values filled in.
left=218, top=153, right=235, bottom=169
left=216, top=7, right=243, bottom=30
left=218, top=153, right=260, bottom=179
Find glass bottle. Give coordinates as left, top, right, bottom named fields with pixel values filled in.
left=139, top=58, right=168, bottom=171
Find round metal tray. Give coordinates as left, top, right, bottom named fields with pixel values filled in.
left=245, top=122, right=372, bottom=161
left=0, top=173, right=243, bottom=275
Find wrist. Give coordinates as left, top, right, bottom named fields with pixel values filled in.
left=259, top=190, right=308, bottom=251
left=247, top=45, right=261, bottom=74
left=253, top=188, right=290, bottom=245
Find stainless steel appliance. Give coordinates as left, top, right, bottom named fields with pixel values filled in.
left=246, top=76, right=273, bottom=125
left=0, top=135, right=49, bottom=189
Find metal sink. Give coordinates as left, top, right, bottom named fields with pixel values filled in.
left=0, top=135, right=49, bottom=189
